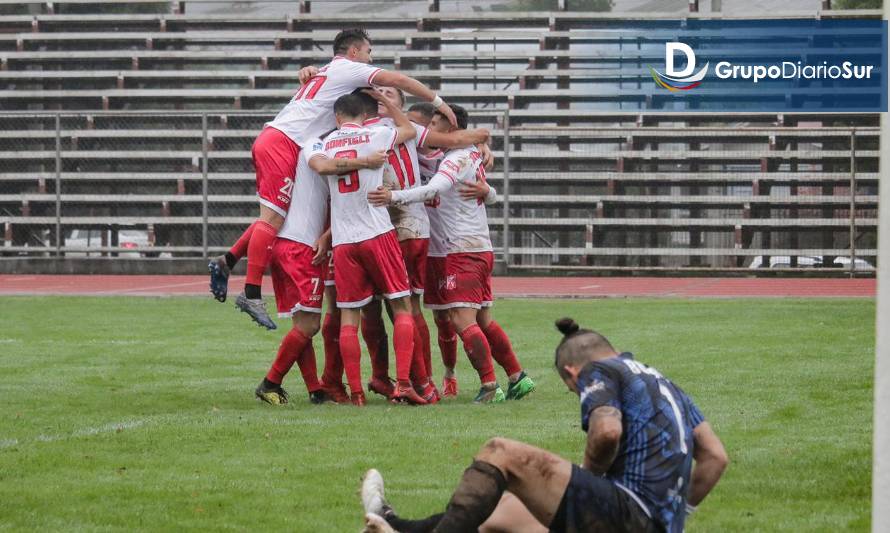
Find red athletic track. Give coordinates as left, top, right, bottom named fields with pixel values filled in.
left=0, top=275, right=875, bottom=298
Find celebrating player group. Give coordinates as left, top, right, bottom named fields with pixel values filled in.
left=207, top=28, right=536, bottom=407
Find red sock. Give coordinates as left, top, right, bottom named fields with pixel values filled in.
left=436, top=315, right=458, bottom=370
left=321, top=313, right=343, bottom=386
left=229, top=221, right=256, bottom=261
left=409, top=324, right=429, bottom=385
left=392, top=313, right=415, bottom=382
left=296, top=344, right=322, bottom=393
left=414, top=313, right=432, bottom=378
left=245, top=220, right=277, bottom=288
left=483, top=321, right=523, bottom=378
left=339, top=324, right=363, bottom=395
left=265, top=328, right=311, bottom=385
left=458, top=324, right=496, bottom=384
left=361, top=313, right=389, bottom=381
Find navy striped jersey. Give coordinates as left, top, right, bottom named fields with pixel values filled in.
left=577, top=353, right=705, bottom=533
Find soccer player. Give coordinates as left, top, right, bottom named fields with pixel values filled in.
left=359, top=318, right=729, bottom=533
left=406, top=102, right=495, bottom=399
left=307, top=91, right=425, bottom=407
left=208, top=28, right=458, bottom=330
left=369, top=104, right=534, bottom=403
left=359, top=87, right=493, bottom=403
left=253, top=143, right=387, bottom=405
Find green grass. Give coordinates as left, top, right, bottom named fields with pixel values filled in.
left=0, top=296, right=874, bottom=532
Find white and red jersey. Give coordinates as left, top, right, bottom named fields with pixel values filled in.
left=319, top=122, right=398, bottom=247
left=417, top=148, right=447, bottom=257
left=277, top=138, right=330, bottom=247
left=266, top=56, right=383, bottom=148
left=392, top=146, right=493, bottom=254
left=372, top=116, right=430, bottom=241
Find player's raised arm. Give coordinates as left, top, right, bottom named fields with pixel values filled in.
left=372, top=70, right=458, bottom=127
left=308, top=151, right=387, bottom=176
left=364, top=89, right=415, bottom=146
left=422, top=127, right=490, bottom=150
left=687, top=421, right=729, bottom=508
left=583, top=406, right=623, bottom=474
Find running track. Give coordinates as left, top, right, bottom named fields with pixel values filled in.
left=0, top=275, right=875, bottom=298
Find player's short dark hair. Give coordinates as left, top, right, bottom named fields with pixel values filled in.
left=350, top=87, right=378, bottom=116
left=333, top=93, right=367, bottom=120
left=553, top=318, right=616, bottom=378
left=434, top=102, right=468, bottom=129
left=408, top=102, right=436, bottom=121
left=333, top=28, right=370, bottom=55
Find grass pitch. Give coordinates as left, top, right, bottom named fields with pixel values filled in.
left=0, top=296, right=874, bottom=532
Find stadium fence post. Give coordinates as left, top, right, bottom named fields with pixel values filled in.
left=201, top=113, right=209, bottom=259
left=849, top=128, right=856, bottom=278
left=54, top=113, right=61, bottom=257
left=874, top=4, right=890, bottom=524
left=502, top=108, right=511, bottom=271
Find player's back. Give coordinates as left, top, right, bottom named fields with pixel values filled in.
left=322, top=123, right=397, bottom=247
left=373, top=116, right=429, bottom=241
left=582, top=354, right=702, bottom=533
left=436, top=146, right=492, bottom=254
left=266, top=56, right=382, bottom=148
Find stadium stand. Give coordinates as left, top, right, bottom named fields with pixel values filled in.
left=0, top=1, right=880, bottom=273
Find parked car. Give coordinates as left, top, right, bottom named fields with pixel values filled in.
left=64, top=228, right=162, bottom=258
left=748, top=255, right=874, bottom=271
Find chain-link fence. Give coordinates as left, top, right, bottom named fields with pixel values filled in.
left=0, top=110, right=878, bottom=274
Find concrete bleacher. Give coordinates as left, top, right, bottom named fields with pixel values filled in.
left=0, top=1, right=880, bottom=272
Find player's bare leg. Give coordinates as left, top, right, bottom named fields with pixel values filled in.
left=433, top=309, right=459, bottom=397
left=362, top=299, right=394, bottom=398
left=479, top=493, right=548, bottom=533
left=388, top=296, right=427, bottom=405
left=363, top=438, right=570, bottom=532
left=256, top=310, right=326, bottom=405
left=476, top=307, right=535, bottom=400
left=338, top=307, right=367, bottom=406
left=410, top=294, right=438, bottom=403
left=320, top=286, right=349, bottom=403
left=450, top=307, right=503, bottom=403
left=230, top=205, right=283, bottom=330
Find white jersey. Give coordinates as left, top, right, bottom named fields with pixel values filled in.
left=266, top=56, right=383, bottom=148
left=417, top=148, right=448, bottom=257
left=373, top=117, right=430, bottom=241
left=320, top=123, right=398, bottom=247
left=435, top=146, right=493, bottom=254
left=277, top=139, right=330, bottom=247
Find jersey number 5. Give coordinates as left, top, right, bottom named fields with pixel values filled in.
left=335, top=149, right=360, bottom=193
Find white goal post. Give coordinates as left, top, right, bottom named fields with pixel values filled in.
left=874, top=6, right=889, bottom=532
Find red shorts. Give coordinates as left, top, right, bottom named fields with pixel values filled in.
left=253, top=126, right=300, bottom=217
left=423, top=256, right=448, bottom=310
left=400, top=238, right=429, bottom=295
left=270, top=239, right=324, bottom=317
left=333, top=231, right=411, bottom=308
left=442, top=251, right=494, bottom=309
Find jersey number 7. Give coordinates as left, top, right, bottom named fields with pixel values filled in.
left=335, top=149, right=360, bottom=193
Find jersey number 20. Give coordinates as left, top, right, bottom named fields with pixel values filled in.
left=335, top=149, right=360, bottom=193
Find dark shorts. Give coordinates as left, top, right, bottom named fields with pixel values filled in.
left=549, top=465, right=662, bottom=533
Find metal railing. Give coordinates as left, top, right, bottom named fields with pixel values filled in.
left=0, top=110, right=879, bottom=275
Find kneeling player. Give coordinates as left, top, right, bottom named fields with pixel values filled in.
left=254, top=139, right=386, bottom=404
left=369, top=104, right=534, bottom=403
left=359, top=319, right=729, bottom=533
left=309, top=91, right=425, bottom=406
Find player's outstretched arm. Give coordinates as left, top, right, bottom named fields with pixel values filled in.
left=583, top=406, right=623, bottom=475
left=368, top=174, right=452, bottom=207
left=687, top=422, right=729, bottom=508
left=308, top=151, right=387, bottom=176
left=372, top=70, right=458, bottom=127
left=423, top=128, right=490, bottom=150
